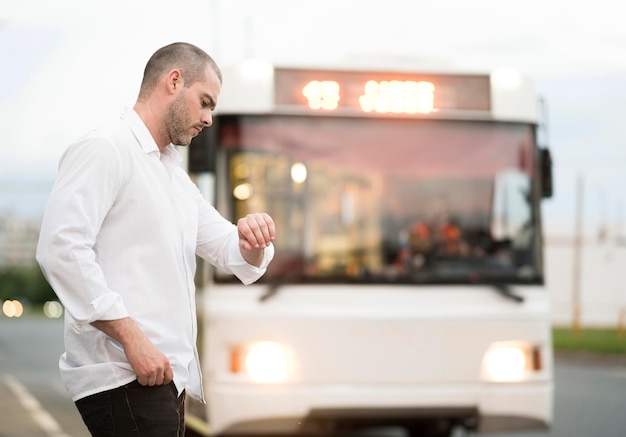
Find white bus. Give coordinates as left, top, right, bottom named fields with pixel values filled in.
left=186, top=62, right=554, bottom=437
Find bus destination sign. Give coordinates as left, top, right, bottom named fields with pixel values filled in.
left=274, top=68, right=491, bottom=115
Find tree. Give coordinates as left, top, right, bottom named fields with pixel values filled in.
left=0, top=265, right=56, bottom=304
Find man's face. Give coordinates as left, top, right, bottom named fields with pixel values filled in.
left=163, top=66, right=221, bottom=146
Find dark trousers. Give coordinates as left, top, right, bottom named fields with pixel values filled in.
left=75, top=380, right=186, bottom=437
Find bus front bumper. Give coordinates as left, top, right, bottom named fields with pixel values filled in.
left=208, top=382, right=552, bottom=436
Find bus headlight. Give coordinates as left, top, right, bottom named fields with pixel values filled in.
left=232, top=341, right=292, bottom=383
left=482, top=342, right=541, bottom=382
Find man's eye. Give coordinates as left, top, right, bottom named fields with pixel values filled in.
left=201, top=100, right=209, bottom=108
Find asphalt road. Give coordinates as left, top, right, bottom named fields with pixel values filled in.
left=1, top=317, right=626, bottom=437
left=0, top=316, right=88, bottom=437
left=486, top=352, right=626, bottom=437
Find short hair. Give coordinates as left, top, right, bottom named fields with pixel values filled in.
left=138, top=42, right=222, bottom=98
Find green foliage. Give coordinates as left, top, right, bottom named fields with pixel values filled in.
left=0, top=265, right=56, bottom=304
left=553, top=327, right=626, bottom=355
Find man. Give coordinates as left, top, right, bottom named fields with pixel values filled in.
left=36, top=42, right=275, bottom=436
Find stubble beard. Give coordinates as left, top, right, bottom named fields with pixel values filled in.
left=164, top=93, right=194, bottom=147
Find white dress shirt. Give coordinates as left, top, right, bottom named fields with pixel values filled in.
left=36, top=109, right=273, bottom=402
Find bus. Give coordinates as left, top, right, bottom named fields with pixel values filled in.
left=185, top=61, right=554, bottom=437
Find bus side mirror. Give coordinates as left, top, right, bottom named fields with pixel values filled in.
left=540, top=148, right=553, bottom=198
left=188, top=125, right=217, bottom=174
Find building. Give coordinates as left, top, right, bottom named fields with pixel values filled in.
left=0, top=212, right=41, bottom=267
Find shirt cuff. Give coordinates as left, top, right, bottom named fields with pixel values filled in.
left=228, top=240, right=275, bottom=285
left=71, top=293, right=129, bottom=334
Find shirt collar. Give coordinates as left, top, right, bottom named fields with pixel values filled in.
left=121, top=108, right=183, bottom=166
left=121, top=108, right=160, bottom=155
left=160, top=144, right=183, bottom=167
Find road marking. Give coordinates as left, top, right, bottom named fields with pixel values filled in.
left=3, top=374, right=73, bottom=437
left=186, top=413, right=212, bottom=436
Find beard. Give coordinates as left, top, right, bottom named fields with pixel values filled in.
left=163, top=92, right=197, bottom=146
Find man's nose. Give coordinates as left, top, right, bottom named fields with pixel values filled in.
left=201, top=111, right=213, bottom=127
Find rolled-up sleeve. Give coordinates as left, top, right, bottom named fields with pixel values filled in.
left=225, top=236, right=275, bottom=284
left=36, top=136, right=129, bottom=331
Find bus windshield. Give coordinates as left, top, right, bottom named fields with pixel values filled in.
left=217, top=115, right=542, bottom=285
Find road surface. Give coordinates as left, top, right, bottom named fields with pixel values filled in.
left=1, top=317, right=625, bottom=437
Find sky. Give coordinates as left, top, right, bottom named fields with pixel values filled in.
left=1, top=0, right=626, bottom=236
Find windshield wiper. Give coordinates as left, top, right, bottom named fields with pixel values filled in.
left=491, top=283, right=524, bottom=303
left=259, top=282, right=283, bottom=302
left=259, top=255, right=306, bottom=302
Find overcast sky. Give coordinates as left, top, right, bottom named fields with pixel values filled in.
left=1, top=0, right=625, bottom=234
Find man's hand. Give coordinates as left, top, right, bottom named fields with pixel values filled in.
left=237, top=213, right=276, bottom=267
left=123, top=331, right=174, bottom=386
left=91, top=318, right=173, bottom=386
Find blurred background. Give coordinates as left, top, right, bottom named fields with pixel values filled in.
left=2, top=0, right=626, bottom=323
left=1, top=2, right=626, bottom=436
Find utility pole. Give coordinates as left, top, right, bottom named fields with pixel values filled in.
left=616, top=202, right=625, bottom=339
left=572, top=174, right=584, bottom=335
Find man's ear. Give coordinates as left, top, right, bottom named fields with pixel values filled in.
left=167, top=69, right=183, bottom=93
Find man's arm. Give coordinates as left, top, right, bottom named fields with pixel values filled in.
left=195, top=196, right=275, bottom=284
left=91, top=318, right=173, bottom=386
